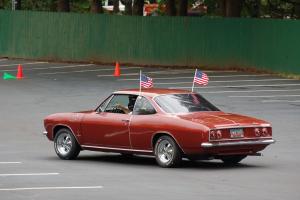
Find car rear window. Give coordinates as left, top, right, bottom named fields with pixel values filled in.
left=154, top=93, right=219, bottom=113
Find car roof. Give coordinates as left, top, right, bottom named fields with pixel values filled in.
left=114, top=88, right=193, bottom=98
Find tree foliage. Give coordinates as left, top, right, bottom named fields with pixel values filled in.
left=0, top=0, right=298, bottom=18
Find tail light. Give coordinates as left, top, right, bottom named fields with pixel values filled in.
left=210, top=130, right=222, bottom=140
left=262, top=127, right=269, bottom=137
left=255, top=127, right=271, bottom=137
left=255, top=128, right=261, bottom=137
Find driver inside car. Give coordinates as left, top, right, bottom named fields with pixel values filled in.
left=115, top=95, right=137, bottom=114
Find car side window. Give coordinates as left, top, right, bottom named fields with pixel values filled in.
left=104, top=94, right=137, bottom=114
left=133, top=96, right=156, bottom=115
left=98, top=95, right=113, bottom=112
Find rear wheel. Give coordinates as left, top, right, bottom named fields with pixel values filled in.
left=54, top=128, right=80, bottom=160
left=154, top=135, right=182, bottom=168
left=221, top=155, right=246, bottom=165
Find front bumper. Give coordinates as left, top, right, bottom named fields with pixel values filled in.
left=201, top=139, right=276, bottom=148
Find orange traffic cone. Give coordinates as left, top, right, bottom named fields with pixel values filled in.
left=114, top=62, right=121, bottom=77
left=16, top=64, right=24, bottom=79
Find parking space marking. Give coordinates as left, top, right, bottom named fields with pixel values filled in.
left=171, top=83, right=300, bottom=89
left=0, top=162, right=22, bottom=164
left=0, top=64, right=95, bottom=72
left=262, top=100, right=300, bottom=103
left=32, top=64, right=141, bottom=70
left=0, top=186, right=103, bottom=191
left=117, top=74, right=271, bottom=81
left=155, top=78, right=292, bottom=85
left=229, top=94, right=300, bottom=98
left=0, top=59, right=8, bottom=62
left=0, top=62, right=48, bottom=67
left=31, top=64, right=95, bottom=70
left=0, top=173, right=59, bottom=177
left=97, top=70, right=243, bottom=77
left=39, top=67, right=142, bottom=75
left=200, top=88, right=300, bottom=94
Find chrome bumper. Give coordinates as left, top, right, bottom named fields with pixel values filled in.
left=42, top=131, right=48, bottom=136
left=201, top=139, right=276, bottom=148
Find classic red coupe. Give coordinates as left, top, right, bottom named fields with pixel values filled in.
left=43, top=88, right=275, bottom=167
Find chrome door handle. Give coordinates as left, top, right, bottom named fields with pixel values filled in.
left=121, top=119, right=130, bottom=123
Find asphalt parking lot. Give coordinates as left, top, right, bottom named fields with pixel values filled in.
left=0, top=58, right=299, bottom=200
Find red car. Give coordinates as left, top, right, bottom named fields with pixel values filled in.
left=43, top=88, right=275, bottom=167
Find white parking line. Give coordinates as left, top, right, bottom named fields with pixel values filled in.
left=39, top=67, right=142, bottom=75
left=0, top=64, right=95, bottom=72
left=97, top=70, right=243, bottom=77
left=0, top=59, right=8, bottom=62
left=0, top=173, right=59, bottom=177
left=0, top=62, right=48, bottom=67
left=33, top=65, right=141, bottom=71
left=0, top=186, right=103, bottom=191
left=200, top=88, right=300, bottom=94
left=262, top=100, right=300, bottom=103
left=117, top=74, right=271, bottom=81
left=155, top=79, right=292, bottom=85
left=229, top=95, right=300, bottom=98
left=0, top=162, right=22, bottom=164
left=171, top=83, right=300, bottom=89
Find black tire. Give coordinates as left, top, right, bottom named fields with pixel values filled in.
left=221, top=155, right=246, bottom=165
left=154, top=135, right=182, bottom=168
left=54, top=128, right=80, bottom=160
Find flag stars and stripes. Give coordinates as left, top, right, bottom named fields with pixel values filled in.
left=193, top=70, right=209, bottom=85
left=140, top=74, right=153, bottom=88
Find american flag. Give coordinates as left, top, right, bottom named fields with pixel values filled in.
left=140, top=74, right=153, bottom=88
left=193, top=70, right=209, bottom=85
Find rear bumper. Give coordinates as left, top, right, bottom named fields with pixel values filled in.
left=201, top=139, right=276, bottom=148
left=42, top=131, right=48, bottom=136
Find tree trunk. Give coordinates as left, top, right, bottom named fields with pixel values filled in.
left=123, top=0, right=133, bottom=15
left=57, top=0, right=70, bottom=12
left=217, top=0, right=226, bottom=16
left=224, top=0, right=244, bottom=17
left=50, top=0, right=57, bottom=11
left=0, top=0, right=4, bottom=9
left=133, top=0, right=144, bottom=16
left=15, top=0, right=21, bottom=10
left=294, top=4, right=300, bottom=19
left=90, top=0, right=103, bottom=13
left=113, top=0, right=120, bottom=13
left=178, top=0, right=188, bottom=16
left=166, top=0, right=176, bottom=16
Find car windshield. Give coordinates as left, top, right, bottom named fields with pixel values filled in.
left=154, top=93, right=219, bottom=113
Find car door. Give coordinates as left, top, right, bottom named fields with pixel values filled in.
left=129, top=96, right=158, bottom=151
left=81, top=94, right=135, bottom=148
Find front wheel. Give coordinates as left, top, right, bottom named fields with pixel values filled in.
left=54, top=128, right=80, bottom=160
left=154, top=135, right=182, bottom=168
left=221, top=155, right=246, bottom=165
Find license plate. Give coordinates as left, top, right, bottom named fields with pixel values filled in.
left=230, top=128, right=244, bottom=138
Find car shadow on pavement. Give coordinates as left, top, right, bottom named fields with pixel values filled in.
left=73, top=154, right=266, bottom=170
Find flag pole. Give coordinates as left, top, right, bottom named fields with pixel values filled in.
left=139, top=70, right=142, bottom=95
left=191, top=69, right=197, bottom=92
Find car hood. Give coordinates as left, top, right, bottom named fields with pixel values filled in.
left=177, top=111, right=269, bottom=129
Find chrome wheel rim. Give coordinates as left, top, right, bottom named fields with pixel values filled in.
left=157, top=140, right=174, bottom=164
left=56, top=133, right=72, bottom=156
